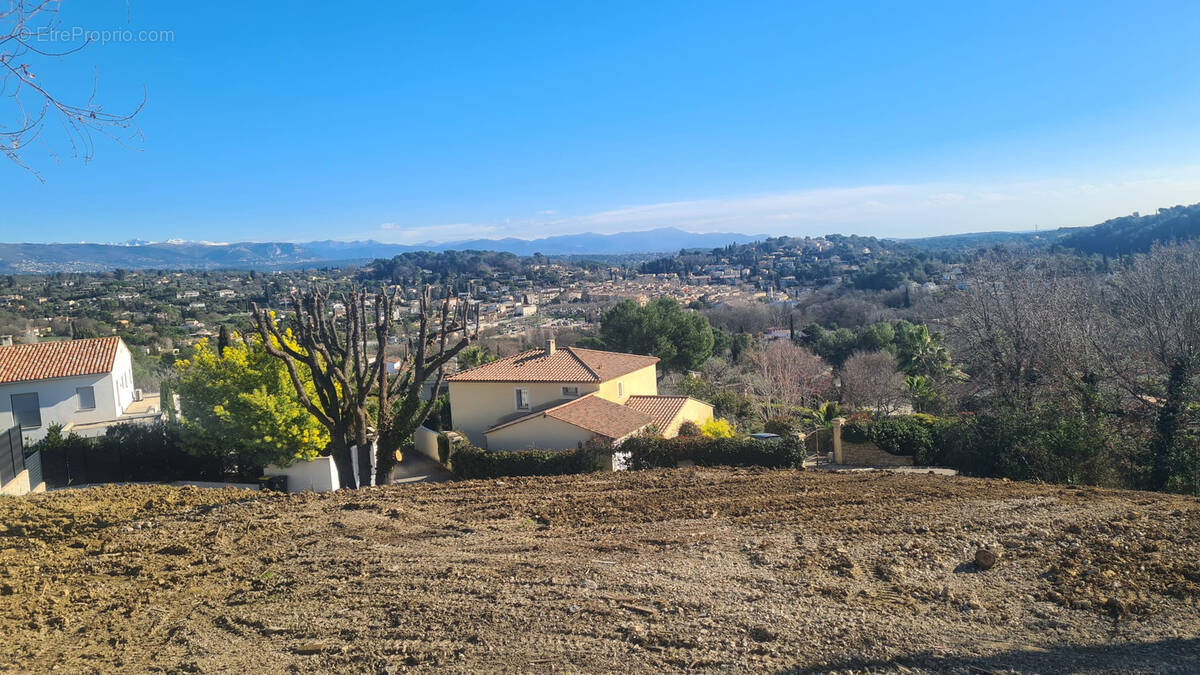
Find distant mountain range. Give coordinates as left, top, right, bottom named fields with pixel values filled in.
left=0, top=228, right=768, bottom=273
left=3, top=203, right=1199, bottom=272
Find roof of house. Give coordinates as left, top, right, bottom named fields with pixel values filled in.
left=448, top=346, right=658, bottom=383
left=625, top=395, right=698, bottom=431
left=0, top=337, right=123, bottom=386
left=485, top=393, right=652, bottom=440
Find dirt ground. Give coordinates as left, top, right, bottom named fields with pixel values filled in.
left=1, top=468, right=1198, bottom=673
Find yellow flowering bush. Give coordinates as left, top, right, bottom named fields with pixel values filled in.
left=700, top=417, right=736, bottom=439
left=173, top=333, right=328, bottom=467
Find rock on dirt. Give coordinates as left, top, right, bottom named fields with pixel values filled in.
left=975, top=547, right=1000, bottom=570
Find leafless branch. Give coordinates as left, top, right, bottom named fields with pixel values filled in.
left=1, top=0, right=144, bottom=178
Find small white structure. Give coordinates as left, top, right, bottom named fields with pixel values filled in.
left=263, top=455, right=340, bottom=493
left=413, top=425, right=441, bottom=461
left=0, top=337, right=151, bottom=444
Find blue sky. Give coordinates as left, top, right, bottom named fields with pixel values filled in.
left=4, top=1, right=1200, bottom=243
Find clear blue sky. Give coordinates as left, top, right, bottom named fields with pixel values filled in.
left=5, top=1, right=1200, bottom=243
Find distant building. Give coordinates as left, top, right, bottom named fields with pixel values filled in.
left=446, top=340, right=712, bottom=452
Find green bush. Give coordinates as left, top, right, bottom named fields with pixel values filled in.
left=450, top=445, right=606, bottom=479
left=624, top=435, right=804, bottom=470
left=763, top=416, right=799, bottom=436
left=840, top=415, right=937, bottom=462
left=928, top=408, right=1121, bottom=486
left=840, top=421, right=871, bottom=443
left=677, top=420, right=702, bottom=437
left=869, top=417, right=935, bottom=460
left=35, top=421, right=228, bottom=486
left=709, top=390, right=756, bottom=424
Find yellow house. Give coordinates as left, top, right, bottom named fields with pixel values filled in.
left=447, top=339, right=713, bottom=451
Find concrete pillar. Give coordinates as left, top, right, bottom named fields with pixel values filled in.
left=831, top=417, right=846, bottom=464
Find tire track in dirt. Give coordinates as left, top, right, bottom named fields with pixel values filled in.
left=1, top=469, right=1198, bottom=672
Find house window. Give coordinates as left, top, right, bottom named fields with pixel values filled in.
left=515, top=388, right=531, bottom=411
left=76, top=386, right=96, bottom=410
left=10, top=393, right=41, bottom=429
left=561, top=386, right=580, bottom=399
left=617, top=381, right=624, bottom=398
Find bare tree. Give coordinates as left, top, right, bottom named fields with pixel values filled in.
left=253, top=284, right=477, bottom=488
left=945, top=254, right=1089, bottom=410
left=2, top=1, right=143, bottom=175
left=747, top=341, right=832, bottom=419
left=1096, top=244, right=1200, bottom=490
left=840, top=350, right=905, bottom=413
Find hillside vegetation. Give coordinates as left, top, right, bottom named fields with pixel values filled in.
left=1058, top=203, right=1200, bottom=255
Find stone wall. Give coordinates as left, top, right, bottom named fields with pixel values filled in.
left=831, top=418, right=915, bottom=467
left=840, top=441, right=914, bottom=467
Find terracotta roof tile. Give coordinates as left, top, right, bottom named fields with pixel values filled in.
left=625, top=395, right=692, bottom=431
left=570, top=347, right=660, bottom=382
left=486, top=394, right=652, bottom=440
left=449, top=346, right=658, bottom=383
left=0, top=337, right=122, bottom=385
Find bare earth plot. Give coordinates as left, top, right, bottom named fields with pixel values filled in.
left=1, top=469, right=1198, bottom=673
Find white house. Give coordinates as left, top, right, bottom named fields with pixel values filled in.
left=0, top=337, right=157, bottom=444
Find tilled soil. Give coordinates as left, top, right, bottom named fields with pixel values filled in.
left=1, top=468, right=1198, bottom=673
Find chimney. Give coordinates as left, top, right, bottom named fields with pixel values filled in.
left=0, top=335, right=11, bottom=347
left=545, top=338, right=556, bottom=356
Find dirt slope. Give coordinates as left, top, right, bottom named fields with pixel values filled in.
left=1, top=469, right=1198, bottom=673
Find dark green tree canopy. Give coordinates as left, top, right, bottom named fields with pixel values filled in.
left=597, top=298, right=715, bottom=373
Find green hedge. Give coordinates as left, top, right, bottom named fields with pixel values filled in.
left=623, top=435, right=804, bottom=470
left=763, top=416, right=799, bottom=436
left=450, top=446, right=607, bottom=479
left=35, top=422, right=230, bottom=487
left=841, top=415, right=938, bottom=463
left=928, top=409, right=1119, bottom=486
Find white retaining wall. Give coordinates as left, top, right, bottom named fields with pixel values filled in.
left=263, top=455, right=340, bottom=493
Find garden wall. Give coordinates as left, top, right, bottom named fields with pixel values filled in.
left=839, top=440, right=914, bottom=467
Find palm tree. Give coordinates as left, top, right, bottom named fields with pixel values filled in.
left=812, top=401, right=841, bottom=427
left=904, top=375, right=935, bottom=413
left=897, top=323, right=951, bottom=377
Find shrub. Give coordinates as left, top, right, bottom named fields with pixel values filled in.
left=763, top=416, right=799, bottom=436
left=868, top=416, right=935, bottom=460
left=845, top=410, right=873, bottom=425
left=677, top=420, right=702, bottom=437
left=700, top=418, right=736, bottom=438
left=906, top=412, right=941, bottom=428
left=840, top=420, right=871, bottom=443
left=436, top=434, right=450, bottom=465
left=624, top=435, right=804, bottom=470
left=927, top=407, right=1122, bottom=486
left=438, top=430, right=471, bottom=466
left=709, top=390, right=756, bottom=424
left=450, top=445, right=606, bottom=479
left=35, top=421, right=228, bottom=486
left=837, top=414, right=941, bottom=462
